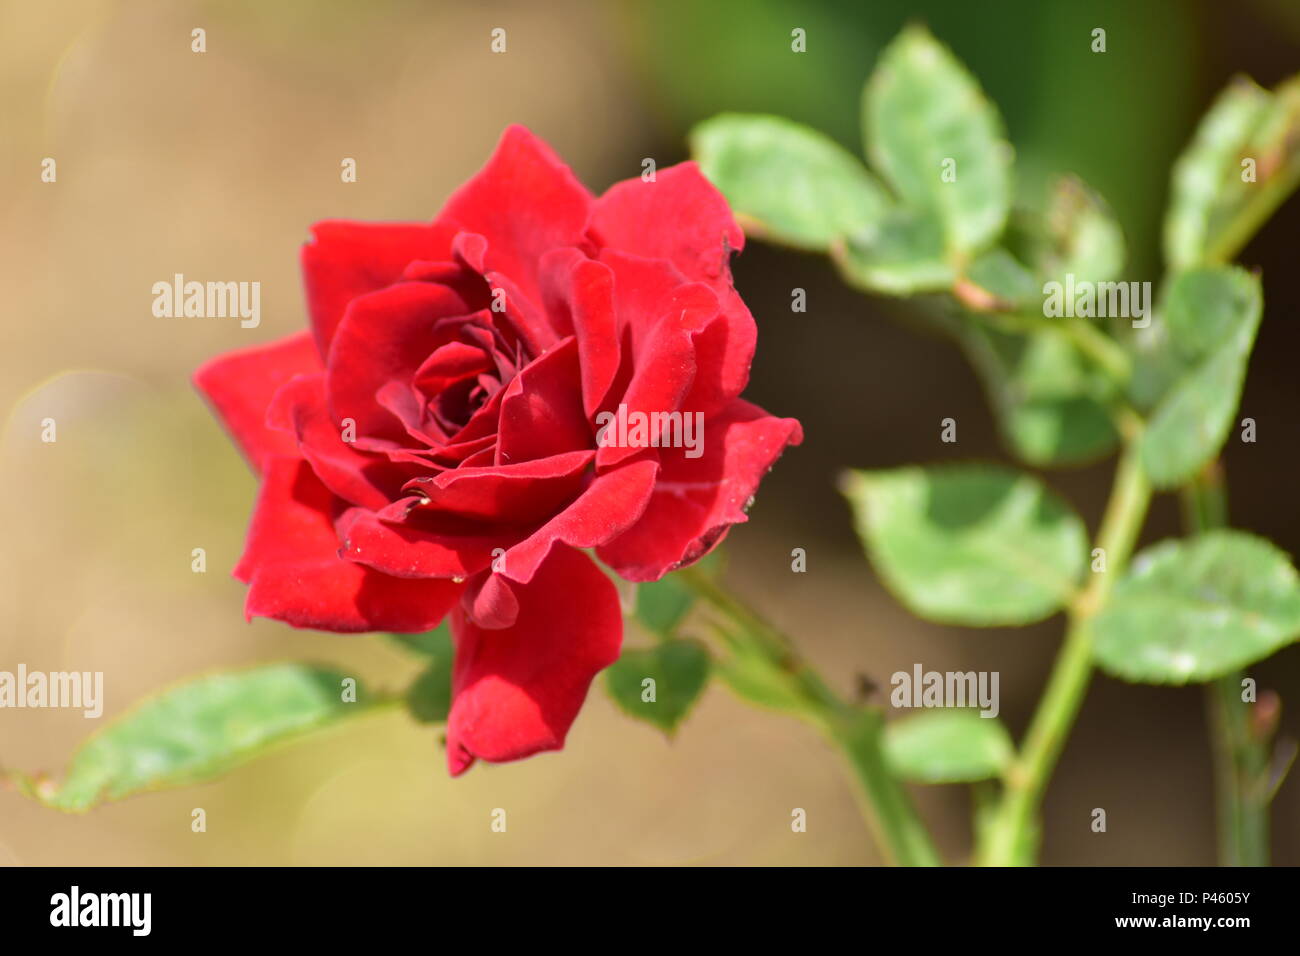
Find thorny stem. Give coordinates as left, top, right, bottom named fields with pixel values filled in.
left=677, top=566, right=942, bottom=866
left=1182, top=462, right=1272, bottom=866
left=977, top=441, right=1153, bottom=865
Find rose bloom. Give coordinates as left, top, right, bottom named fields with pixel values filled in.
left=195, top=127, right=802, bottom=774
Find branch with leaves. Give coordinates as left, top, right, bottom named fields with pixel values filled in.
left=688, top=25, right=1300, bottom=865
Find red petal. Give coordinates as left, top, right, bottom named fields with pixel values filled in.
left=459, top=570, right=520, bottom=630
left=301, top=220, right=459, bottom=355
left=593, top=165, right=755, bottom=411
left=592, top=162, right=743, bottom=292
left=437, top=126, right=594, bottom=308
left=412, top=340, right=493, bottom=397
left=446, top=545, right=622, bottom=774
left=495, top=337, right=592, bottom=465
left=193, top=331, right=322, bottom=474
left=325, top=282, right=479, bottom=440
left=595, top=281, right=716, bottom=470
left=453, top=232, right=557, bottom=357
left=597, top=400, right=803, bottom=581
left=596, top=249, right=687, bottom=361
left=594, top=250, right=747, bottom=422
left=539, top=249, right=621, bottom=418
left=267, top=373, right=420, bottom=510
left=496, top=458, right=659, bottom=585
left=684, top=287, right=757, bottom=416
left=402, top=449, right=594, bottom=525
left=335, top=504, right=508, bottom=580
left=235, top=457, right=461, bottom=632
left=480, top=268, right=557, bottom=357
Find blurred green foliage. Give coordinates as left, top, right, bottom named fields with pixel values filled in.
left=617, top=0, right=1194, bottom=278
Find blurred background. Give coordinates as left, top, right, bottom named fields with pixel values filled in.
left=1, top=0, right=1297, bottom=865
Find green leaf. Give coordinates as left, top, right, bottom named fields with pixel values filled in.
left=841, top=464, right=1087, bottom=625
left=959, top=247, right=1039, bottom=311
left=958, top=178, right=1123, bottom=311
left=884, top=710, right=1014, bottom=783
left=690, top=113, right=889, bottom=251
left=863, top=24, right=1012, bottom=259
left=1037, top=175, right=1126, bottom=286
left=604, top=639, right=711, bottom=734
left=1162, top=265, right=1262, bottom=362
left=404, top=628, right=455, bottom=724
left=1164, top=75, right=1300, bottom=269
left=634, top=572, right=695, bottom=637
left=1093, top=532, right=1300, bottom=683
left=26, top=664, right=379, bottom=812
left=1139, top=267, right=1261, bottom=488
left=1165, top=77, right=1270, bottom=269
left=961, top=320, right=1119, bottom=466
left=1141, top=346, right=1253, bottom=488
left=834, top=206, right=954, bottom=295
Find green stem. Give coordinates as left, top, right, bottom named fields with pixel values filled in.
left=678, top=566, right=942, bottom=866
left=983, top=311, right=1134, bottom=382
left=830, top=708, right=943, bottom=866
left=1204, top=159, right=1300, bottom=265
left=1182, top=463, right=1271, bottom=866
left=1063, top=315, right=1134, bottom=383
left=978, top=442, right=1152, bottom=865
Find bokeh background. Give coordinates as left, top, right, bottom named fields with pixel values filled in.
left=2, top=0, right=1297, bottom=865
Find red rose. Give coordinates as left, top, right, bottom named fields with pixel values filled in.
left=195, top=126, right=802, bottom=774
